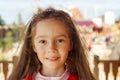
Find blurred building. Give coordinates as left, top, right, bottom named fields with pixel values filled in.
left=69, top=7, right=84, bottom=21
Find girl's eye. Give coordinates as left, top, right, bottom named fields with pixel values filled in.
left=38, top=40, right=46, bottom=44
left=57, top=39, right=65, bottom=43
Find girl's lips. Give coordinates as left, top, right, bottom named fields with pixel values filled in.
left=46, top=57, right=59, bottom=61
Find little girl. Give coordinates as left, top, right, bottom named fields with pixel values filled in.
left=8, top=8, right=96, bottom=80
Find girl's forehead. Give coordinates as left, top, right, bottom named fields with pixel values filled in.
left=34, top=19, right=69, bottom=37
left=36, top=19, right=67, bottom=29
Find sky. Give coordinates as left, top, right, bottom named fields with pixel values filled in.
left=0, top=0, right=120, bottom=24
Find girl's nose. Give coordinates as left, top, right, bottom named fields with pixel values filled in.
left=47, top=42, right=56, bottom=53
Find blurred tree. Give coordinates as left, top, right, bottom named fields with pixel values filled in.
left=17, top=13, right=23, bottom=25
left=116, top=16, right=120, bottom=21
left=0, top=31, right=14, bottom=51
left=12, top=22, right=21, bottom=41
left=11, top=22, right=25, bottom=41
left=0, top=15, right=5, bottom=26
left=0, top=39, right=6, bottom=51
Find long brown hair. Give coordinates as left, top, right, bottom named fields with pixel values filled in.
left=8, top=8, right=96, bottom=80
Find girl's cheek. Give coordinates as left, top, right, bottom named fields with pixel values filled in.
left=57, top=44, right=68, bottom=48
left=35, top=46, right=44, bottom=52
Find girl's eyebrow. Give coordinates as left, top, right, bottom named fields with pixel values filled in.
left=56, top=34, right=68, bottom=38
left=35, top=35, right=47, bottom=39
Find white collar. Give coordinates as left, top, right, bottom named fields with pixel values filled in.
left=35, top=69, right=70, bottom=80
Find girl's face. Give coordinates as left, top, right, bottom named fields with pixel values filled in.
left=33, top=19, right=71, bottom=71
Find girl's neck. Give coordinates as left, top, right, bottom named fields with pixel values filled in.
left=40, top=67, right=65, bottom=77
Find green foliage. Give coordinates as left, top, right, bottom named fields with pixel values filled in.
left=0, top=15, right=5, bottom=26
left=0, top=55, right=7, bottom=61
left=0, top=22, right=25, bottom=52
left=12, top=23, right=21, bottom=32
left=0, top=31, right=14, bottom=51
left=0, top=39, right=6, bottom=51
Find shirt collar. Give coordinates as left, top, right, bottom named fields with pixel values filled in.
left=35, top=69, right=70, bottom=80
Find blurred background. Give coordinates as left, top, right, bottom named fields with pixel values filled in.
left=0, top=0, right=120, bottom=80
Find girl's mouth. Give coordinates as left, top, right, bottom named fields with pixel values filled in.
left=46, top=57, right=60, bottom=61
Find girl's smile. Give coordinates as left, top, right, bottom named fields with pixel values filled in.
left=46, top=56, right=60, bottom=61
